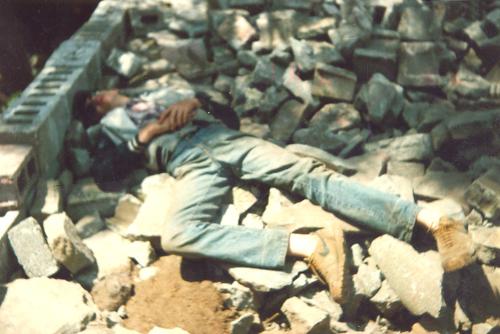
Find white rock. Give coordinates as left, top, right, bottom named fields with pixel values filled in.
left=43, top=212, right=96, bottom=274
left=148, top=327, right=191, bottom=334
left=281, top=296, right=330, bottom=334
left=106, top=194, right=142, bottom=236
left=127, top=240, right=157, bottom=267
left=220, top=204, right=241, bottom=226
left=0, top=278, right=97, bottom=334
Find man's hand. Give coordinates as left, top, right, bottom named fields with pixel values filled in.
left=137, top=98, right=201, bottom=144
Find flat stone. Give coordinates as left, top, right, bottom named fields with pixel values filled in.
left=29, top=178, right=63, bottom=221
left=414, top=172, right=471, bottom=203
left=297, top=17, right=337, bottom=39
left=76, top=212, right=106, bottom=239
left=312, top=64, right=357, bottom=101
left=465, top=167, right=500, bottom=220
left=91, top=271, right=133, bottom=311
left=106, top=48, right=146, bottom=78
left=106, top=194, right=142, bottom=236
left=369, top=235, right=455, bottom=318
left=369, top=174, right=414, bottom=202
left=227, top=260, right=308, bottom=292
left=290, top=38, right=315, bottom=73
left=43, top=212, right=96, bottom=274
left=270, top=99, right=308, bottom=143
left=0, top=278, right=97, bottom=334
left=370, top=279, right=403, bottom=318
left=282, top=63, right=313, bottom=104
left=355, top=73, right=404, bottom=125
left=388, top=133, right=433, bottom=162
left=7, top=217, right=59, bottom=278
left=470, top=226, right=500, bottom=265
left=281, top=296, right=330, bottom=334
left=387, top=161, right=425, bottom=179
left=309, top=103, right=361, bottom=133
left=66, top=178, right=123, bottom=221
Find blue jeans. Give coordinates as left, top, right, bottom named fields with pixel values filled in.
left=160, top=124, right=420, bottom=269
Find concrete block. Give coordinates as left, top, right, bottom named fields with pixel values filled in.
left=7, top=217, right=60, bottom=278
left=43, top=213, right=96, bottom=274
left=312, top=64, right=357, bottom=101
left=0, top=145, right=38, bottom=214
left=0, top=211, right=22, bottom=283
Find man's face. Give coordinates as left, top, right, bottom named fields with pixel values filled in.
left=89, top=89, right=121, bottom=116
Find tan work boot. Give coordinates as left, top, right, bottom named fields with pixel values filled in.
left=432, top=217, right=475, bottom=272
left=308, top=224, right=350, bottom=304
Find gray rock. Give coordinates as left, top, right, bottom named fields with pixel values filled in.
left=66, top=178, right=123, bottom=221
left=282, top=63, right=313, bottom=104
left=43, top=213, right=96, bottom=274
left=292, top=128, right=348, bottom=153
left=387, top=161, right=425, bottom=179
left=213, top=74, right=235, bottom=94
left=253, top=10, right=305, bottom=51
left=216, top=281, right=255, bottom=310
left=312, top=64, right=357, bottom=101
left=397, top=42, right=447, bottom=87
left=258, top=86, right=289, bottom=120
left=420, top=198, right=465, bottom=221
left=216, top=14, right=256, bottom=50
left=471, top=323, right=498, bottom=334
left=76, top=213, right=106, bottom=239
left=239, top=118, right=270, bottom=139
left=309, top=41, right=344, bottom=65
left=468, top=156, right=500, bottom=180
left=106, top=194, right=142, bottom=236
left=355, top=73, right=404, bottom=125
left=251, top=57, right=282, bottom=88
left=0, top=278, right=97, bottom=334
left=369, top=235, right=454, bottom=318
left=127, top=241, right=156, bottom=267
left=388, top=133, right=433, bottom=162
left=446, top=110, right=499, bottom=141
left=58, top=169, right=74, bottom=198
left=348, top=150, right=389, bottom=184
left=270, top=99, right=308, bottom=143
left=370, top=279, right=403, bottom=318
left=227, top=261, right=308, bottom=292
left=353, top=40, right=398, bottom=80
left=106, top=48, right=146, bottom=78
left=290, top=38, right=315, bottom=73
left=300, top=289, right=343, bottom=322
left=297, top=17, right=337, bottom=39
left=237, top=50, right=257, bottom=68
left=397, top=4, right=442, bottom=41
left=230, top=313, right=255, bottom=334
left=353, top=263, right=382, bottom=298
left=8, top=217, right=59, bottom=278
left=68, top=147, right=92, bottom=177
left=470, top=226, right=500, bottom=265
left=91, top=271, right=133, bottom=311
left=29, top=178, right=63, bottom=221
left=286, top=144, right=357, bottom=175
left=281, top=296, right=330, bottom=334
left=309, top=103, right=361, bottom=133
left=428, top=157, right=458, bottom=173
left=235, top=88, right=263, bottom=116
left=413, top=172, right=471, bottom=201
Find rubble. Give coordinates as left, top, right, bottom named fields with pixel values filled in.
left=281, top=297, right=330, bottom=334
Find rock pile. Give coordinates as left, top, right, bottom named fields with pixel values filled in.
left=2, top=0, right=500, bottom=333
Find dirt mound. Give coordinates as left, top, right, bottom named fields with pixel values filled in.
left=123, top=256, right=236, bottom=334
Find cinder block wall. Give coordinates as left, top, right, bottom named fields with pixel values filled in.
left=0, top=0, right=146, bottom=283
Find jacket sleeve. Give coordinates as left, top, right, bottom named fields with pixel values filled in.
left=90, top=133, right=145, bottom=191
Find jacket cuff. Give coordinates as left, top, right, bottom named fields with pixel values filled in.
left=127, top=134, right=146, bottom=153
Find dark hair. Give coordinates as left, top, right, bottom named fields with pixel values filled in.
left=73, top=90, right=100, bottom=128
